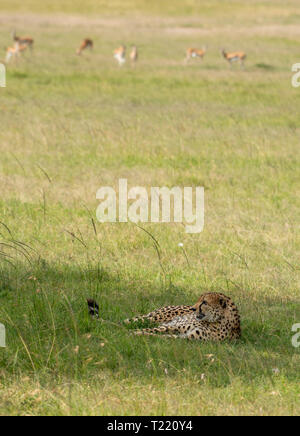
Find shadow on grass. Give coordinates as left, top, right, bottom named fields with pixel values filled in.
left=255, top=63, right=276, bottom=71
left=0, top=259, right=298, bottom=388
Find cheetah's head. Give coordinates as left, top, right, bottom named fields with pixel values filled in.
left=191, top=293, right=228, bottom=322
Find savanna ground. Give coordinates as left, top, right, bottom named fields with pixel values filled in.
left=0, top=0, right=299, bottom=416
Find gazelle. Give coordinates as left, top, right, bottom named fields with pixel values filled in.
left=185, top=46, right=206, bottom=64
left=222, top=49, right=246, bottom=68
left=130, top=45, right=138, bottom=64
left=5, top=42, right=27, bottom=64
left=76, top=38, right=93, bottom=55
left=12, top=30, right=34, bottom=50
left=114, top=45, right=126, bottom=66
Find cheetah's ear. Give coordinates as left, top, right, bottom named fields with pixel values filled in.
left=220, top=298, right=227, bottom=309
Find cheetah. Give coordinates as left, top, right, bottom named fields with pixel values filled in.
left=87, top=292, right=241, bottom=341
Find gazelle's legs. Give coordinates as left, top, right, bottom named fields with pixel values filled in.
left=184, top=54, right=190, bottom=65
left=5, top=51, right=12, bottom=63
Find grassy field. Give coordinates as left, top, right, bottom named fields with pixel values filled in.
left=0, top=0, right=299, bottom=416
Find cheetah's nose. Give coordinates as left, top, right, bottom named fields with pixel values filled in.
left=197, top=313, right=205, bottom=320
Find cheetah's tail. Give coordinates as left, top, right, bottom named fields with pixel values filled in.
left=87, top=299, right=100, bottom=319
left=123, top=315, right=149, bottom=324
left=86, top=299, right=148, bottom=324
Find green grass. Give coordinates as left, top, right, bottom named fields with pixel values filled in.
left=0, top=0, right=299, bottom=416
left=1, top=0, right=299, bottom=20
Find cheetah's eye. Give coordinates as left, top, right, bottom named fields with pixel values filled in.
left=202, top=301, right=207, bottom=305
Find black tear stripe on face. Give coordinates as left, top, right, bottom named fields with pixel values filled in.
left=199, top=302, right=207, bottom=312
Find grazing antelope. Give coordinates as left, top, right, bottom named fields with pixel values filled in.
left=185, top=46, right=206, bottom=64
left=222, top=49, right=246, bottom=68
left=76, top=38, right=93, bottom=55
left=12, top=30, right=34, bottom=50
left=130, top=45, right=138, bottom=64
left=114, top=45, right=126, bottom=66
left=5, top=42, right=27, bottom=64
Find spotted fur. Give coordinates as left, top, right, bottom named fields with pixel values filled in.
left=87, top=292, right=240, bottom=341
left=130, top=293, right=241, bottom=341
